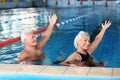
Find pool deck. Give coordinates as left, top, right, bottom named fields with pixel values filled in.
left=0, top=64, right=120, bottom=78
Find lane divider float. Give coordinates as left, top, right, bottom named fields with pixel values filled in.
left=0, top=11, right=99, bottom=47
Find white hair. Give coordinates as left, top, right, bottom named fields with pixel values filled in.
left=21, top=30, right=33, bottom=43
left=74, top=31, right=89, bottom=49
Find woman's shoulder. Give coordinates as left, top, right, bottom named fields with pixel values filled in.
left=69, top=51, right=79, bottom=57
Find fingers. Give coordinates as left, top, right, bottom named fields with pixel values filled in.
left=105, top=20, right=111, bottom=25
left=51, top=14, right=57, bottom=21
left=49, top=14, right=57, bottom=25
left=102, top=20, right=111, bottom=29
left=106, top=21, right=111, bottom=27
left=105, top=20, right=108, bottom=24
left=49, top=14, right=57, bottom=19
left=48, top=16, right=51, bottom=22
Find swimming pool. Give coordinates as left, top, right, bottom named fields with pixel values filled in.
left=0, top=6, right=120, bottom=68
left=0, top=73, right=119, bottom=80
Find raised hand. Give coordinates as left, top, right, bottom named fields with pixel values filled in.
left=49, top=14, right=57, bottom=26
left=102, top=20, right=111, bottom=30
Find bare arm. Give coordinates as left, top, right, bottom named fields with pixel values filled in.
left=18, top=50, right=29, bottom=61
left=59, top=53, right=78, bottom=66
left=87, top=20, right=111, bottom=54
left=37, top=14, right=57, bottom=49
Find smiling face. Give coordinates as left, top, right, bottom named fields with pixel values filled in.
left=77, top=34, right=90, bottom=51
left=24, top=32, right=37, bottom=47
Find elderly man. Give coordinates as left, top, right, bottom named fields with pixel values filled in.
left=18, top=14, right=57, bottom=65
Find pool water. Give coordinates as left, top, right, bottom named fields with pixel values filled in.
left=0, top=6, right=120, bottom=67
left=0, top=73, right=119, bottom=80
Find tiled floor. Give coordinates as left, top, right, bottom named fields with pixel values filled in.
left=0, top=64, right=120, bottom=78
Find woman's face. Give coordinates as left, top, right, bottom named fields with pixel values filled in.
left=77, top=34, right=90, bottom=50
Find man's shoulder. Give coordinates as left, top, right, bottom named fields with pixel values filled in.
left=20, top=49, right=28, bottom=56
left=21, top=49, right=28, bottom=54
left=21, top=49, right=26, bottom=53
left=18, top=49, right=28, bottom=60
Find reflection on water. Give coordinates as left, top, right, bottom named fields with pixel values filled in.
left=0, top=8, right=55, bottom=42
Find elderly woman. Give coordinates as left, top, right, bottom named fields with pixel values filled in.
left=59, top=20, right=111, bottom=67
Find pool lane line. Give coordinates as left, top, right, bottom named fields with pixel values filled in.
left=0, top=11, right=99, bottom=47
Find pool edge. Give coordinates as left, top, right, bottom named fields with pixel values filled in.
left=0, top=64, right=119, bottom=78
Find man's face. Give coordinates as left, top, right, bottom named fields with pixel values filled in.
left=24, top=32, right=37, bottom=47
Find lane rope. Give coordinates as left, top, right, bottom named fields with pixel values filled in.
left=0, top=11, right=99, bottom=47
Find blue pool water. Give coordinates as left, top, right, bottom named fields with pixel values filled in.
left=0, top=73, right=119, bottom=80
left=0, top=6, right=120, bottom=67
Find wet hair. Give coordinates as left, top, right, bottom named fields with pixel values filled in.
left=21, top=30, right=33, bottom=43
left=74, top=31, right=90, bottom=49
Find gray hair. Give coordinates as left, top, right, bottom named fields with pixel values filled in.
left=21, top=30, right=32, bottom=43
left=74, top=31, right=89, bottom=49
